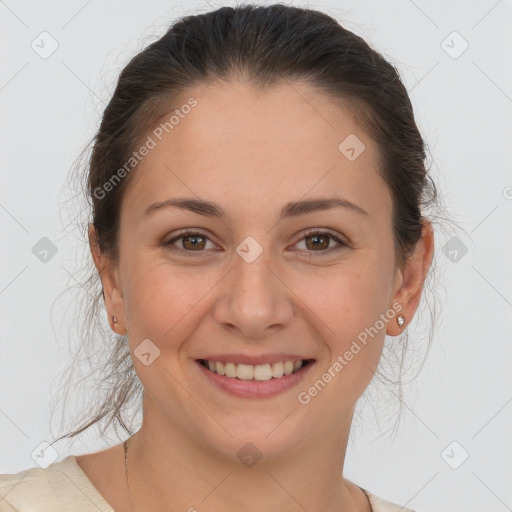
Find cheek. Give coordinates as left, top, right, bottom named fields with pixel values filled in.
left=121, top=255, right=220, bottom=346
left=287, top=266, right=391, bottom=423
left=122, top=239, right=393, bottom=368
left=302, top=261, right=390, bottom=370
left=306, top=258, right=389, bottom=326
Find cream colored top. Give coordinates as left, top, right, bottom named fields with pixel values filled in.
left=0, top=455, right=417, bottom=511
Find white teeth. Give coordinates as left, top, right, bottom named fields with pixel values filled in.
left=271, top=361, right=284, bottom=378
left=283, top=361, right=294, bottom=375
left=236, top=364, right=254, bottom=380
left=203, top=359, right=306, bottom=380
left=215, top=361, right=225, bottom=376
left=254, top=363, right=273, bottom=381
left=225, top=362, right=237, bottom=378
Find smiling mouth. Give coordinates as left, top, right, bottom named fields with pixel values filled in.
left=197, top=359, right=315, bottom=381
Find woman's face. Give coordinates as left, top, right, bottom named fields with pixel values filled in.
left=102, top=80, right=416, bottom=460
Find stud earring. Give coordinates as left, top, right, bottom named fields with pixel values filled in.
left=397, top=314, right=405, bottom=328
left=113, top=316, right=118, bottom=326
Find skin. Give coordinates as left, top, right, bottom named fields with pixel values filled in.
left=78, top=79, right=434, bottom=512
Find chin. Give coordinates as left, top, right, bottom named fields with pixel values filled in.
left=193, top=415, right=310, bottom=466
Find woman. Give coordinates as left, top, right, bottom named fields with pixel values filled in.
left=0, top=4, right=438, bottom=511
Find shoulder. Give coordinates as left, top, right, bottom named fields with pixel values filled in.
left=0, top=455, right=113, bottom=512
left=361, top=487, right=419, bottom=512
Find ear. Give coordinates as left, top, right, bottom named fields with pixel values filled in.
left=88, top=224, right=127, bottom=335
left=386, top=219, right=435, bottom=336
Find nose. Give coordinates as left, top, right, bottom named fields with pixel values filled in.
left=213, top=248, right=294, bottom=339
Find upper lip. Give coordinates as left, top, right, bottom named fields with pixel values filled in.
left=197, top=353, right=314, bottom=365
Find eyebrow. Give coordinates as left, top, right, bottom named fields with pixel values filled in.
left=143, top=196, right=369, bottom=219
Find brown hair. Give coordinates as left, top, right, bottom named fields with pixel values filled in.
left=50, top=4, right=456, bottom=447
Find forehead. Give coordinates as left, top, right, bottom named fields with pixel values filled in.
left=121, top=80, right=392, bottom=225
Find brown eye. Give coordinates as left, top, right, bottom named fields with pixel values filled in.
left=181, top=234, right=207, bottom=250
left=304, top=233, right=330, bottom=250
left=294, top=230, right=347, bottom=256
left=164, top=230, right=216, bottom=254
left=164, top=229, right=346, bottom=257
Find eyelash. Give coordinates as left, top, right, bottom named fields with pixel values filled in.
left=164, top=228, right=347, bottom=257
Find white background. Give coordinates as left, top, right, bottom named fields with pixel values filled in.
left=1, top=1, right=511, bottom=511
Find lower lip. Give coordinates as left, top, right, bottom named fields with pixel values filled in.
left=196, top=360, right=315, bottom=398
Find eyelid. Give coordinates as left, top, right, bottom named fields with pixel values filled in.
left=164, top=228, right=348, bottom=255
left=297, top=227, right=346, bottom=243
left=289, top=228, right=347, bottom=254
left=164, top=228, right=219, bottom=254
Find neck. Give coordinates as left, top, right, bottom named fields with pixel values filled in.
left=123, top=400, right=367, bottom=512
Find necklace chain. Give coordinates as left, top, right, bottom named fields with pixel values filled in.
left=123, top=438, right=135, bottom=512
